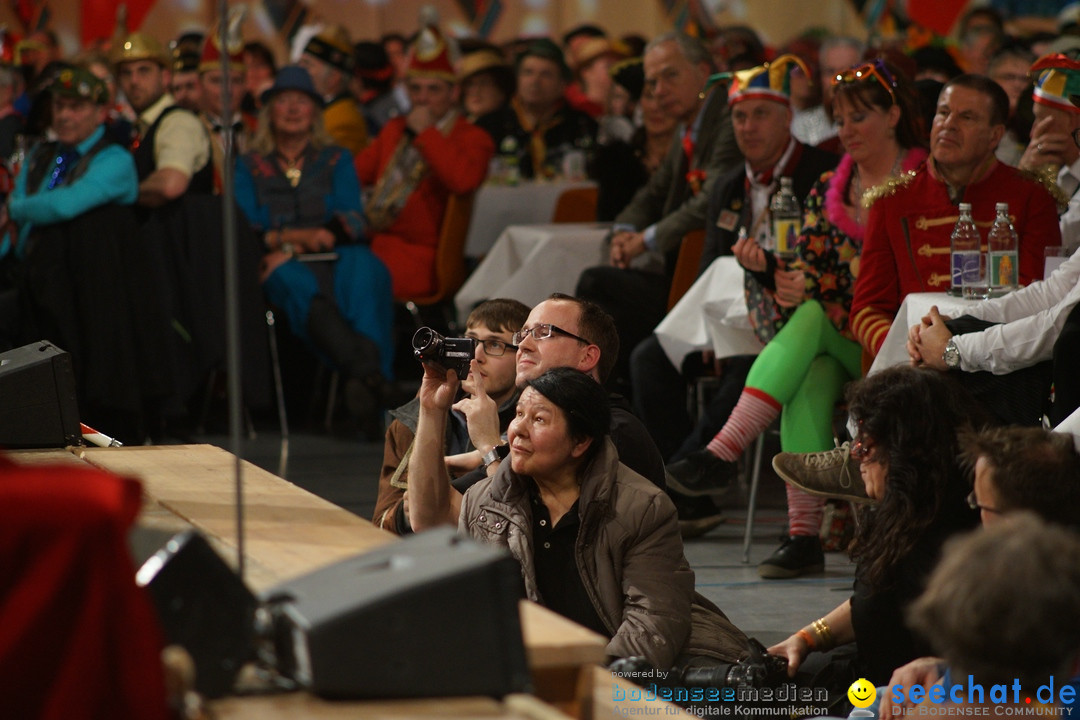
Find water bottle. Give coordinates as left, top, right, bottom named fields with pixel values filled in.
left=950, top=202, right=985, bottom=299
left=770, top=177, right=801, bottom=260
left=986, top=202, right=1019, bottom=293
left=498, top=135, right=520, bottom=186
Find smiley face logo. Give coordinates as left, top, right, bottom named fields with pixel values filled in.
left=848, top=678, right=876, bottom=708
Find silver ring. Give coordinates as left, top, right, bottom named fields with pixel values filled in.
left=1038, top=142, right=1044, bottom=152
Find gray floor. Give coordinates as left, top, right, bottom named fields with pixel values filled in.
left=195, top=427, right=854, bottom=649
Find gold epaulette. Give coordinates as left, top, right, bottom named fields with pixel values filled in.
left=1018, top=165, right=1070, bottom=212
left=861, top=169, right=917, bottom=209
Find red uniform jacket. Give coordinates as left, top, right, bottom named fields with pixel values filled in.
left=356, top=114, right=494, bottom=299
left=850, top=159, right=1061, bottom=355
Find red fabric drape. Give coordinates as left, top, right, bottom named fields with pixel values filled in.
left=80, top=0, right=155, bottom=47
left=0, top=456, right=169, bottom=720
left=907, top=0, right=970, bottom=36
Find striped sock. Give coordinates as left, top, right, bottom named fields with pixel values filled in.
left=705, top=387, right=782, bottom=462
left=786, top=484, right=826, bottom=537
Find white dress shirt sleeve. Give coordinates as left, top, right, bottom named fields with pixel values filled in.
left=954, top=251, right=1080, bottom=374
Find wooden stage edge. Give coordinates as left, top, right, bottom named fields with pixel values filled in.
left=4, top=445, right=694, bottom=719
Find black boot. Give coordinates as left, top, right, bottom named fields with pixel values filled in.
left=305, top=295, right=386, bottom=429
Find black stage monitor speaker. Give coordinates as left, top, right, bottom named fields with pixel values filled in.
left=263, top=527, right=532, bottom=699
left=0, top=341, right=80, bottom=448
left=136, top=531, right=258, bottom=698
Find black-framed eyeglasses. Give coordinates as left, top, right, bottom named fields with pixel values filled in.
left=1072, top=127, right=1080, bottom=151
left=832, top=58, right=897, bottom=104
left=469, top=337, right=518, bottom=357
left=511, top=323, right=592, bottom=346
left=966, top=490, right=1001, bottom=515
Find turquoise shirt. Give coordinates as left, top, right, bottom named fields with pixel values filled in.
left=5, top=124, right=139, bottom=258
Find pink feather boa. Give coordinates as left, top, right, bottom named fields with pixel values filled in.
left=823, top=147, right=928, bottom=242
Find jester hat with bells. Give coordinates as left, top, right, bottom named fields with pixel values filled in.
left=701, top=54, right=812, bottom=106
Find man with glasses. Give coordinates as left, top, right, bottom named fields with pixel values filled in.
left=373, top=298, right=530, bottom=534
left=458, top=293, right=667, bottom=496
left=987, top=45, right=1034, bottom=166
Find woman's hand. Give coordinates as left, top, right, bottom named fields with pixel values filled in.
left=773, top=268, right=806, bottom=308
left=733, top=232, right=768, bottom=272
left=767, top=633, right=811, bottom=677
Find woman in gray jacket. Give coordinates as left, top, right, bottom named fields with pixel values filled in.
left=409, top=363, right=748, bottom=670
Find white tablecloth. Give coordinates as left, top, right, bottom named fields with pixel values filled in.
left=867, top=292, right=988, bottom=374
left=654, top=256, right=763, bottom=367
left=463, top=180, right=598, bottom=258
left=455, top=223, right=610, bottom=324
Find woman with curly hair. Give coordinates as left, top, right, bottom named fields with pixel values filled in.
left=768, top=366, right=984, bottom=690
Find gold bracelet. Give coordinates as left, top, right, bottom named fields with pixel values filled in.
left=812, top=618, right=834, bottom=650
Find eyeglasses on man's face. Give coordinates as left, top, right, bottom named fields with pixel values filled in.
left=468, top=336, right=518, bottom=357
left=511, top=323, right=592, bottom=347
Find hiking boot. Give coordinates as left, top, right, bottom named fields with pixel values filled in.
left=771, top=442, right=872, bottom=505
left=666, top=449, right=739, bottom=497
left=757, top=535, right=825, bottom=579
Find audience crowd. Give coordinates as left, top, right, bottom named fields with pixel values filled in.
left=4, top=5, right=1080, bottom=717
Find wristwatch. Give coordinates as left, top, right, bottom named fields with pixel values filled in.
left=481, top=444, right=509, bottom=468
left=942, top=337, right=961, bottom=370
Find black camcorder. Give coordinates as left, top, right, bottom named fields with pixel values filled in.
left=412, top=327, right=477, bottom=378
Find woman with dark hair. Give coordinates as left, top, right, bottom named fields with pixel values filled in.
left=769, top=366, right=981, bottom=689
left=409, top=364, right=749, bottom=668
left=668, top=59, right=928, bottom=579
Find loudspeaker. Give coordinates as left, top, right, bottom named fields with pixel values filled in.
left=263, top=527, right=532, bottom=699
left=136, top=531, right=258, bottom=698
left=0, top=341, right=80, bottom=448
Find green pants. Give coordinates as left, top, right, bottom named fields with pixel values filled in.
left=744, top=301, right=862, bottom=453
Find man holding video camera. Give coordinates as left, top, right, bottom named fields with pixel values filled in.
left=375, top=293, right=667, bottom=535
left=442, top=293, right=666, bottom=490
left=373, top=299, right=529, bottom=534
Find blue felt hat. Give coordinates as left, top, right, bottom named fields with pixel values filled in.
left=261, top=65, right=324, bottom=107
